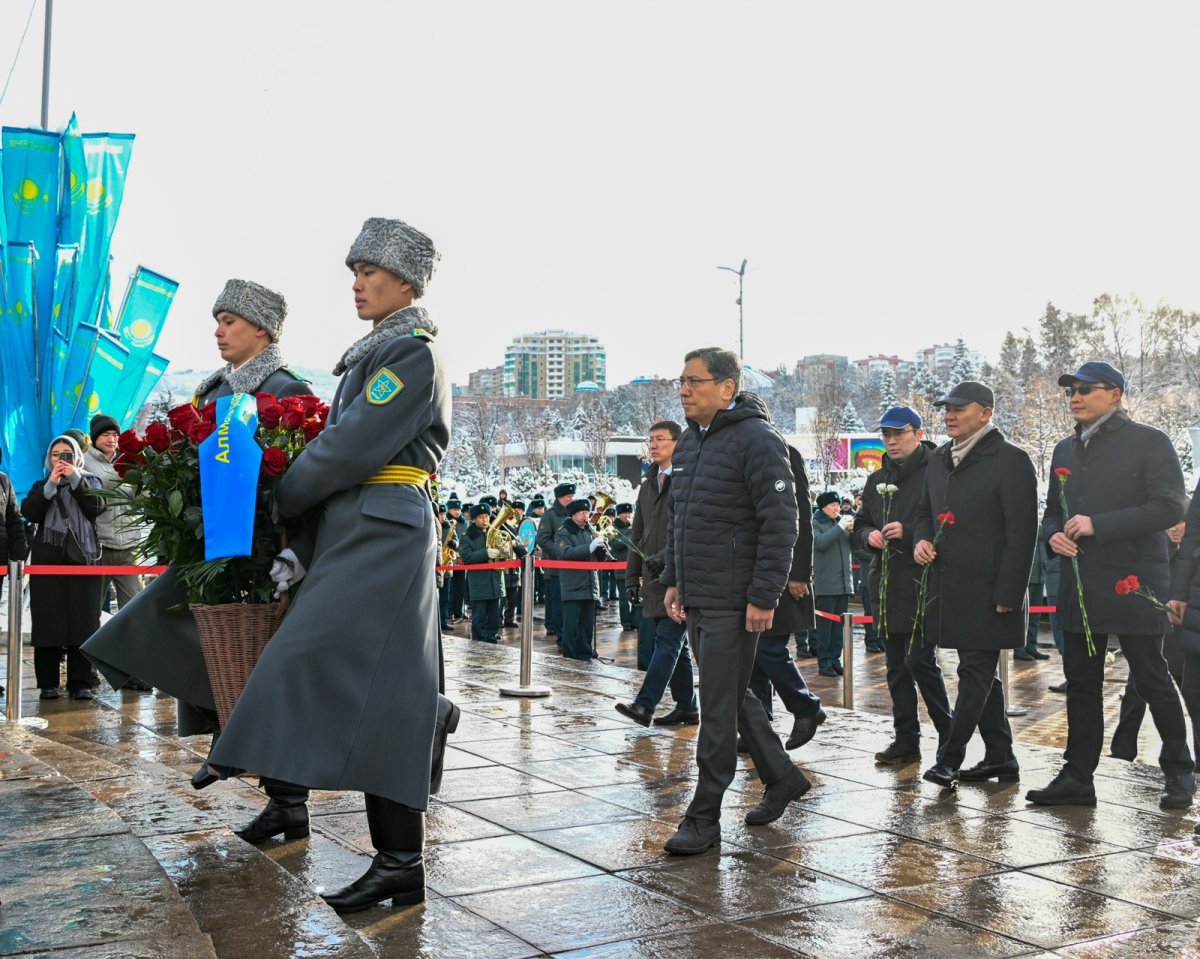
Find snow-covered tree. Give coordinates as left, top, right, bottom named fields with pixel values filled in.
left=839, top=400, right=866, bottom=433
left=877, top=368, right=898, bottom=415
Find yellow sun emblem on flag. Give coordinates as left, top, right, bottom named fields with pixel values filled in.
left=11, top=178, right=49, bottom=213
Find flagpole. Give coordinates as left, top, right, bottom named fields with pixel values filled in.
left=40, top=0, right=53, bottom=128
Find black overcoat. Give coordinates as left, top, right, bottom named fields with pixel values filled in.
left=554, top=518, right=602, bottom=601
left=1041, top=412, right=1185, bottom=636
left=0, top=471, right=28, bottom=564
left=461, top=524, right=506, bottom=600
left=626, top=464, right=672, bottom=618
left=763, top=445, right=815, bottom=637
left=1170, top=479, right=1200, bottom=654
left=914, top=427, right=1038, bottom=650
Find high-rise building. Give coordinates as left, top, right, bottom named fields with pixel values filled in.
left=503, top=329, right=606, bottom=399
left=464, top=365, right=504, bottom=396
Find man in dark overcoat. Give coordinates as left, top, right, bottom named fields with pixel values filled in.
left=553, top=500, right=607, bottom=660
left=660, top=347, right=809, bottom=856
left=610, top=503, right=637, bottom=630
left=536, top=482, right=576, bottom=639
left=460, top=504, right=505, bottom=643
left=444, top=498, right=468, bottom=622
left=1028, top=361, right=1193, bottom=808
left=502, top=500, right=525, bottom=627
left=914, top=381, right=1037, bottom=788
left=853, top=406, right=951, bottom=765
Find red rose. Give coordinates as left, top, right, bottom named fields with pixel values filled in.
left=145, top=421, right=171, bottom=452
left=299, top=395, right=323, bottom=413
left=167, top=403, right=200, bottom=431
left=201, top=402, right=217, bottom=425
left=259, top=403, right=282, bottom=429
left=279, top=395, right=305, bottom=412
left=937, top=511, right=956, bottom=526
left=1055, top=467, right=1071, bottom=478
left=255, top=393, right=278, bottom=414
left=117, top=429, right=146, bottom=455
left=262, top=446, right=289, bottom=477
left=281, top=408, right=306, bottom=430
left=188, top=422, right=216, bottom=445
left=303, top=419, right=324, bottom=442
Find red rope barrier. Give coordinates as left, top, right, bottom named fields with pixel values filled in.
left=22, top=564, right=167, bottom=576
left=535, top=560, right=628, bottom=570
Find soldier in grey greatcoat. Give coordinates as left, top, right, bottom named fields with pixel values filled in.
left=208, top=218, right=457, bottom=914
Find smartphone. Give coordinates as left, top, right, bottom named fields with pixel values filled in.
left=59, top=451, right=74, bottom=464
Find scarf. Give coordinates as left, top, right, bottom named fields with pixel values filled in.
left=41, top=473, right=103, bottom=562
left=950, top=420, right=995, bottom=467
left=334, top=306, right=437, bottom=375
left=194, top=343, right=290, bottom=398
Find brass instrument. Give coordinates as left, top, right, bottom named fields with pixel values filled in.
left=590, top=491, right=617, bottom=532
left=486, top=502, right=519, bottom=560
left=441, top=519, right=458, bottom=566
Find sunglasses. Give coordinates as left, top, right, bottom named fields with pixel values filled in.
left=1064, top=383, right=1116, bottom=397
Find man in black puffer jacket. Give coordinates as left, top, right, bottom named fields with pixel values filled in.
left=660, top=347, right=809, bottom=856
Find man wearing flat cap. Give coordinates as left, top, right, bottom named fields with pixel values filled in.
left=853, top=406, right=951, bottom=765
left=536, top=482, right=577, bottom=641
left=914, top=381, right=1037, bottom=788
left=1029, top=361, right=1193, bottom=809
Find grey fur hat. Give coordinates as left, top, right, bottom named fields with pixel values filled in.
left=345, top=218, right=439, bottom=298
left=212, top=279, right=287, bottom=341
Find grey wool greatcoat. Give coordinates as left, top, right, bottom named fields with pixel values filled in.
left=914, top=427, right=1038, bottom=651
left=82, top=361, right=314, bottom=735
left=626, top=464, right=671, bottom=618
left=554, top=518, right=603, bottom=601
left=1042, top=411, right=1185, bottom=637
left=210, top=314, right=451, bottom=809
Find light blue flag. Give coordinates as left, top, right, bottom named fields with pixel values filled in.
left=103, top=266, right=177, bottom=425
left=200, top=394, right=262, bottom=560
left=58, top=114, right=87, bottom=247
left=72, top=132, right=134, bottom=340
left=122, top=351, right=169, bottom=425
left=53, top=320, right=99, bottom=437
left=87, top=330, right=131, bottom=421
left=0, top=243, right=45, bottom=494
left=0, top=146, right=7, bottom=300
left=42, top=245, right=80, bottom=437
left=2, top=127, right=60, bottom=345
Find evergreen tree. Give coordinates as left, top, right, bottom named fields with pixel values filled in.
left=839, top=400, right=866, bottom=433
left=946, top=338, right=977, bottom=388
left=877, top=368, right=898, bottom=414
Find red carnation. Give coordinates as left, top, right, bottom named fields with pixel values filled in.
left=188, top=422, right=216, bottom=445
left=303, top=419, right=324, bottom=442
left=262, top=446, right=289, bottom=477
left=117, top=429, right=146, bottom=455
left=1055, top=467, right=1071, bottom=478
left=145, top=421, right=171, bottom=452
left=259, top=403, right=282, bottom=429
left=937, top=511, right=956, bottom=525
left=1115, top=578, right=1132, bottom=596
left=1125, top=574, right=1141, bottom=591
left=167, top=403, right=200, bottom=431
left=281, top=407, right=306, bottom=430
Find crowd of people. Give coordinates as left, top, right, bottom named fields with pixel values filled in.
left=1, top=211, right=1196, bottom=915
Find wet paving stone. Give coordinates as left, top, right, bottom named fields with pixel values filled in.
left=1151, top=838, right=1200, bottom=866
left=1007, top=801, right=1197, bottom=849
left=801, top=785, right=932, bottom=831
left=442, top=745, right=500, bottom=771
left=425, top=833, right=602, bottom=896
left=804, top=755, right=927, bottom=790
left=0, top=778, right=127, bottom=847
left=889, top=869, right=1177, bottom=949
left=0, top=740, right=59, bottom=781
left=0, top=832, right=202, bottom=956
left=341, top=894, right=543, bottom=959
left=1055, top=918, right=1200, bottom=957
left=509, top=755, right=662, bottom=789
left=530, top=818, right=684, bottom=871
left=16, top=933, right=219, bottom=958
left=622, top=849, right=870, bottom=921
left=774, top=832, right=1003, bottom=890
left=457, top=873, right=712, bottom=953
left=738, top=894, right=1034, bottom=958
left=552, top=920, right=809, bottom=958
left=263, top=831, right=373, bottom=896
left=720, top=807, right=874, bottom=851
left=84, top=776, right=233, bottom=838
left=436, top=766, right=566, bottom=803
left=579, top=776, right=708, bottom=819
left=524, top=712, right=632, bottom=735
left=1029, top=849, right=1200, bottom=919
left=444, top=713, right=528, bottom=742
left=316, top=802, right=511, bottom=850
left=454, top=790, right=642, bottom=832
left=455, top=732, right=604, bottom=764
left=459, top=698, right=564, bottom=720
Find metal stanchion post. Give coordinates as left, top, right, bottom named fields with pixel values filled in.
left=500, top=552, right=551, bottom=698
left=999, top=651, right=1028, bottom=717
left=842, top=611, right=855, bottom=711
left=4, top=560, right=46, bottom=728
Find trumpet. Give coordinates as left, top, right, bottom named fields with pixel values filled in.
left=486, top=502, right=520, bottom=560
left=590, top=491, right=616, bottom=531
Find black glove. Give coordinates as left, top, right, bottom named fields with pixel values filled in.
left=627, top=585, right=642, bottom=607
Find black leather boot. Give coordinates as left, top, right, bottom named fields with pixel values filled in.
left=322, top=795, right=425, bottom=913
left=234, top=779, right=310, bottom=844
left=430, top=694, right=461, bottom=794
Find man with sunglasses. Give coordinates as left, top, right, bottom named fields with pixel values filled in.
left=1029, top=361, right=1193, bottom=808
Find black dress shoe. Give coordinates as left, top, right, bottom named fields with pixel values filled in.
left=321, top=852, right=425, bottom=912
left=875, top=741, right=921, bottom=765
left=785, top=708, right=826, bottom=750
left=745, top=768, right=811, bottom=825
left=1029, top=649, right=1050, bottom=660
left=736, top=735, right=750, bottom=754
left=1048, top=680, right=1068, bottom=693
left=191, top=763, right=219, bottom=790
left=832, top=665, right=844, bottom=676
left=663, top=817, right=720, bottom=855
left=958, top=757, right=1020, bottom=782
left=124, top=679, right=154, bottom=691
left=1026, top=769, right=1097, bottom=806
left=615, top=702, right=653, bottom=727
left=69, top=687, right=94, bottom=701
left=654, top=705, right=700, bottom=726
left=818, top=667, right=838, bottom=677
left=1161, top=773, right=1196, bottom=810
left=1013, top=650, right=1035, bottom=661
left=235, top=799, right=310, bottom=844
left=922, top=763, right=959, bottom=787
left=39, top=687, right=60, bottom=700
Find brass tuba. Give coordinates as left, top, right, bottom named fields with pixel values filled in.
left=590, top=491, right=617, bottom=532
left=486, top=502, right=519, bottom=560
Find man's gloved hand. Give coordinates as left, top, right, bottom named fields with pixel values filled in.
left=644, top=555, right=664, bottom=576
left=269, top=548, right=306, bottom=597
left=627, top=585, right=642, bottom=606
left=487, top=547, right=501, bottom=560
left=589, top=538, right=607, bottom=553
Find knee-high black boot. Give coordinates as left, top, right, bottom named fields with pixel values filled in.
left=322, top=794, right=425, bottom=913
left=430, top=694, right=461, bottom=794
left=234, top=778, right=310, bottom=844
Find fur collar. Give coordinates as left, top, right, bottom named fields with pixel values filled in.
left=333, top=306, right=437, bottom=375
left=195, top=343, right=290, bottom=398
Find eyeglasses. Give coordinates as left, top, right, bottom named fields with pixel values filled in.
left=1064, top=383, right=1115, bottom=397
left=677, top=376, right=722, bottom=391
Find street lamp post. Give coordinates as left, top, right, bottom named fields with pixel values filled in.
left=717, top=259, right=747, bottom=358
left=40, top=0, right=54, bottom=129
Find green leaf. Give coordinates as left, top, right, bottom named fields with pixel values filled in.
left=168, top=489, right=184, bottom=518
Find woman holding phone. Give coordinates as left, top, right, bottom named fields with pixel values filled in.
left=21, top=434, right=103, bottom=700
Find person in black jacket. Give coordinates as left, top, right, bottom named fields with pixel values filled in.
left=554, top=500, right=608, bottom=661
left=1168, top=487, right=1200, bottom=835
left=0, top=456, right=30, bottom=699
left=536, top=482, right=577, bottom=639
left=914, top=382, right=1037, bottom=788
left=460, top=504, right=505, bottom=643
left=661, top=347, right=808, bottom=856
left=853, top=407, right=952, bottom=765
left=610, top=504, right=637, bottom=630
left=747, top=444, right=824, bottom=750
left=1029, top=361, right=1192, bottom=809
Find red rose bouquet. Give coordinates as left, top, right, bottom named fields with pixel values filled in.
left=104, top=392, right=331, bottom=604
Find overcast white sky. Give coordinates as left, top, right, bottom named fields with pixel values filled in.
left=2, top=1, right=1198, bottom=387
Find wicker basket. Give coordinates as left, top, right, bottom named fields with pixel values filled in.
left=191, top=601, right=285, bottom=727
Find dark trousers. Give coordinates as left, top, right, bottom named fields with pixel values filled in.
left=1112, top=629, right=1188, bottom=757
left=470, top=598, right=501, bottom=643
left=544, top=576, right=562, bottom=635
left=600, top=570, right=619, bottom=600
left=859, top=574, right=877, bottom=646
left=1025, top=583, right=1044, bottom=652
left=534, top=569, right=545, bottom=604
left=937, top=648, right=1014, bottom=771
left=34, top=646, right=93, bottom=692
left=449, top=570, right=466, bottom=618
left=503, top=579, right=521, bottom=625
left=561, top=599, right=595, bottom=660
left=438, top=582, right=451, bottom=627
left=635, top=608, right=654, bottom=669
left=1063, top=631, right=1194, bottom=782
left=884, top=631, right=952, bottom=749
left=685, top=608, right=793, bottom=823
left=814, top=594, right=849, bottom=669
left=634, top=616, right=695, bottom=712
left=617, top=587, right=635, bottom=629
left=749, top=633, right=822, bottom=721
